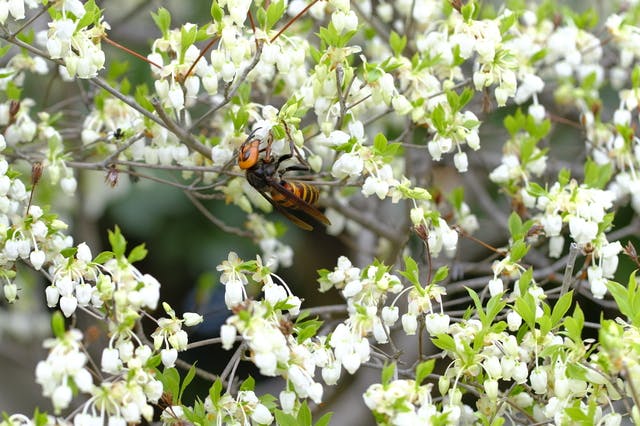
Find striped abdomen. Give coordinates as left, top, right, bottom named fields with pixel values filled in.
left=271, top=181, right=320, bottom=208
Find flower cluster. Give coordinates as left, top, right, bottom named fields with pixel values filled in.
left=218, top=253, right=325, bottom=403
left=151, top=302, right=203, bottom=368
left=201, top=388, right=274, bottom=425
left=364, top=378, right=471, bottom=425
left=35, top=328, right=93, bottom=414
left=43, top=1, right=108, bottom=79
left=92, top=342, right=163, bottom=424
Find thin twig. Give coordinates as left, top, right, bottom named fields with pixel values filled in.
left=559, top=243, right=580, bottom=296
left=184, top=190, right=254, bottom=238
left=103, top=36, right=162, bottom=69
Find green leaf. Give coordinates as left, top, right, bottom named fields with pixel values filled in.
left=485, top=294, right=507, bottom=326
left=508, top=212, right=523, bottom=240
left=632, top=65, right=640, bottom=89
left=93, top=251, right=114, bottom=264
left=415, top=360, right=435, bottom=385
left=565, top=362, right=589, bottom=382
left=430, top=104, right=446, bottom=133
left=0, top=43, right=10, bottom=58
left=509, top=240, right=529, bottom=262
left=209, top=378, right=223, bottom=406
left=297, top=401, right=312, bottom=426
left=564, top=304, right=584, bottom=343
left=499, top=9, right=517, bottom=34
left=180, top=24, right=198, bottom=63
left=314, top=412, right=334, bottom=426
left=503, top=113, right=519, bottom=136
left=178, top=364, right=197, bottom=403
left=135, top=84, right=154, bottom=111
left=76, top=0, right=99, bottom=29
left=381, top=362, right=396, bottom=385
left=146, top=354, right=162, bottom=369
left=389, top=31, right=407, bottom=56
left=210, top=2, right=223, bottom=23
left=461, top=2, right=476, bottom=20
left=527, top=182, right=547, bottom=197
left=5, top=81, right=21, bottom=100
left=583, top=159, right=612, bottom=189
left=240, top=376, right=255, bottom=391
left=448, top=187, right=464, bottom=211
left=606, top=272, right=640, bottom=325
left=265, top=0, right=286, bottom=30
left=51, top=311, right=65, bottom=338
left=160, top=368, right=180, bottom=402
left=127, top=243, right=148, bottom=263
left=275, top=411, right=300, bottom=426
left=432, top=266, right=449, bottom=284
left=514, top=292, right=537, bottom=331
left=558, top=168, right=571, bottom=185
left=398, top=256, right=421, bottom=288
left=296, top=316, right=323, bottom=343
left=60, top=247, right=77, bottom=259
left=108, top=226, right=127, bottom=258
left=152, top=7, right=172, bottom=36
left=446, top=90, right=459, bottom=111
left=550, top=290, right=573, bottom=328
left=517, top=268, right=534, bottom=296
left=33, top=408, right=49, bottom=426
left=431, top=333, right=456, bottom=353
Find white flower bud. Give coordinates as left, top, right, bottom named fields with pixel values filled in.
left=220, top=324, right=236, bottom=350
left=484, top=379, right=499, bottom=400
left=530, top=367, right=547, bottom=394
left=425, top=313, right=450, bottom=335
left=401, top=313, right=418, bottom=335
left=488, top=277, right=504, bottom=297
left=381, top=306, right=399, bottom=326
left=75, top=283, right=93, bottom=305
left=122, top=402, right=141, bottom=423
left=251, top=403, right=273, bottom=425
left=76, top=242, right=92, bottom=263
left=60, top=176, right=77, bottom=195
left=224, top=279, right=244, bottom=308
left=507, top=311, right=522, bottom=331
left=30, top=249, right=46, bottom=270
left=45, top=285, right=60, bottom=307
left=279, top=390, right=296, bottom=413
left=529, top=103, right=546, bottom=123
left=183, top=312, right=203, bottom=326
left=410, top=207, right=424, bottom=226
left=342, top=279, right=362, bottom=298
left=59, top=295, right=78, bottom=317
left=168, top=330, right=188, bottom=350
left=513, top=362, right=529, bottom=384
left=161, top=348, right=178, bottom=368
left=453, top=151, right=468, bottom=172
left=73, top=368, right=93, bottom=392
left=52, top=385, right=72, bottom=411
left=322, top=361, right=341, bottom=385
left=3, top=282, right=17, bottom=302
